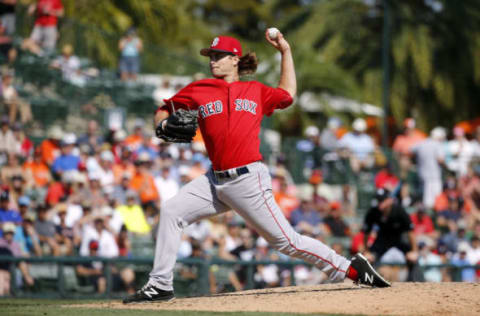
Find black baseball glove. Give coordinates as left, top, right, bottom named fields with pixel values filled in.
left=155, top=109, right=199, bottom=143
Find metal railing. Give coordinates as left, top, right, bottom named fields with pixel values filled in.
left=0, top=256, right=478, bottom=299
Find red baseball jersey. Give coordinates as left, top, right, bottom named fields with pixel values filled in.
left=160, top=78, right=293, bottom=170
left=35, top=0, right=63, bottom=26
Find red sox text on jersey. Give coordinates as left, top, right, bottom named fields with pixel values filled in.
left=198, top=99, right=257, bottom=118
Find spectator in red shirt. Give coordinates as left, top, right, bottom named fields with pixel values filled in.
left=45, top=174, right=66, bottom=206
left=22, top=0, right=64, bottom=55
left=374, top=162, right=399, bottom=191
left=410, top=203, right=436, bottom=240
left=350, top=230, right=376, bottom=257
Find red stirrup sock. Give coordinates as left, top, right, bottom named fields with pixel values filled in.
left=346, top=266, right=358, bottom=281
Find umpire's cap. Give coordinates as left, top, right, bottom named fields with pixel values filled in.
left=371, top=188, right=391, bottom=207
left=200, top=36, right=242, bottom=57
left=375, top=188, right=390, bottom=202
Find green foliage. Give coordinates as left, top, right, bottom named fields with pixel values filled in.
left=282, top=0, right=480, bottom=130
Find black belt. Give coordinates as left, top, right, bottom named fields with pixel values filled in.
left=213, top=166, right=249, bottom=180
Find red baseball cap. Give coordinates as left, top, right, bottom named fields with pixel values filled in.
left=89, top=240, right=99, bottom=251
left=200, top=36, right=242, bottom=57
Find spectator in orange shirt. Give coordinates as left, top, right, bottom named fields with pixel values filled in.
left=392, top=118, right=426, bottom=156
left=434, top=176, right=460, bottom=212
left=129, top=152, right=159, bottom=209
left=39, top=125, right=62, bottom=166
left=273, top=176, right=299, bottom=219
left=112, top=146, right=136, bottom=184
left=124, top=120, right=144, bottom=153
left=23, top=147, right=51, bottom=188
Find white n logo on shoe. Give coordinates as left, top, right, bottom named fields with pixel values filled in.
left=144, top=287, right=158, bottom=298
left=364, top=273, right=374, bottom=284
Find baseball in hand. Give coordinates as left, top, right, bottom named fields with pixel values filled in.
left=267, top=27, right=280, bottom=40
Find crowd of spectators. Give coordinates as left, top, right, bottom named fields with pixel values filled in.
left=296, top=117, right=480, bottom=284
left=1, top=108, right=480, bottom=295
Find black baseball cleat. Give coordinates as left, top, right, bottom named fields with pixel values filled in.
left=123, top=283, right=175, bottom=304
left=349, top=253, right=391, bottom=288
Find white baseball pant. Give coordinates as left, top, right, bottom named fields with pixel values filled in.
left=149, top=161, right=351, bottom=291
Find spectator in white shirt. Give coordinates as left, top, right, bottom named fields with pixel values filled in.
left=50, top=44, right=83, bottom=84
left=338, top=118, right=375, bottom=172
left=0, top=116, right=15, bottom=158
left=467, top=236, right=480, bottom=267
left=79, top=217, right=135, bottom=293
left=94, top=150, right=115, bottom=194
left=153, top=78, right=175, bottom=106
left=411, top=127, right=446, bottom=209
left=472, top=126, right=480, bottom=158
left=447, top=126, right=476, bottom=177
left=79, top=217, right=119, bottom=258
left=154, top=166, right=179, bottom=203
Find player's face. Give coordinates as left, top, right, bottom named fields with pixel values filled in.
left=209, top=52, right=238, bottom=78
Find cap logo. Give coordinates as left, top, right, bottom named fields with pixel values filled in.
left=212, top=37, right=219, bottom=47
left=233, top=48, right=238, bottom=52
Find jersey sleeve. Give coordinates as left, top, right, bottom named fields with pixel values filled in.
left=156, top=82, right=199, bottom=114
left=261, top=84, right=294, bottom=116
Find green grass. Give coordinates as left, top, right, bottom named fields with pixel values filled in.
left=0, top=298, right=362, bottom=316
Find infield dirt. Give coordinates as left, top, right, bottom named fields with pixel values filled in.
left=76, top=282, right=480, bottom=316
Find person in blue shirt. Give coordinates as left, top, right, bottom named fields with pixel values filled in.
left=135, top=133, right=158, bottom=161
left=51, top=133, right=80, bottom=176
left=0, top=190, right=21, bottom=226
left=290, top=198, right=323, bottom=234
left=118, top=27, right=143, bottom=81
left=14, top=216, right=42, bottom=256
left=450, top=244, right=476, bottom=282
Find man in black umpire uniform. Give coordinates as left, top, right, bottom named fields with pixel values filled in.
left=361, top=188, right=419, bottom=281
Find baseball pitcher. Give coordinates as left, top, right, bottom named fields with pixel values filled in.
left=123, top=30, right=390, bottom=304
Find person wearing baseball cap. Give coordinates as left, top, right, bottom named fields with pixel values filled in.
left=361, top=188, right=418, bottom=281
left=127, top=28, right=389, bottom=304
left=200, top=36, right=243, bottom=57
left=51, top=133, right=80, bottom=177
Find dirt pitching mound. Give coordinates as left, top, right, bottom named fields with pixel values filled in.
left=77, top=282, right=480, bottom=315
